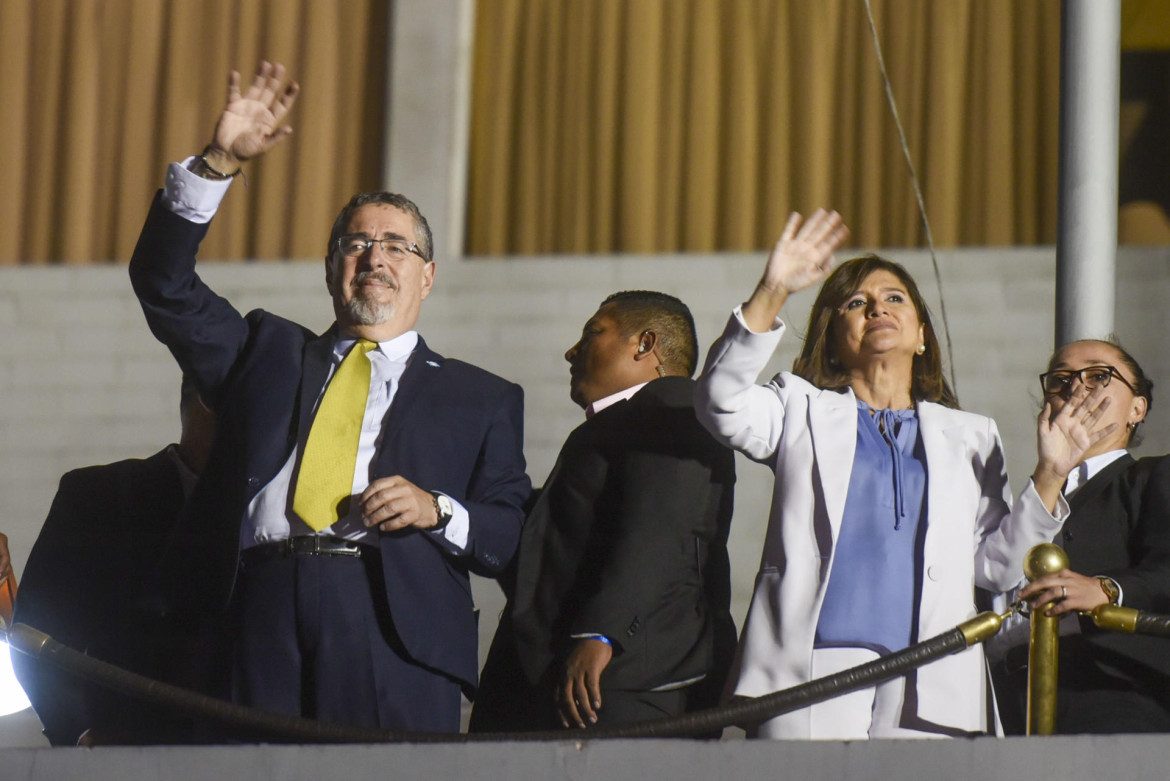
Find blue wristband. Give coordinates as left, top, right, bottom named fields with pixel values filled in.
left=594, top=635, right=612, bottom=646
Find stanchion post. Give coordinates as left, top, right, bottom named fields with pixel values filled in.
left=1023, top=543, right=1070, bottom=735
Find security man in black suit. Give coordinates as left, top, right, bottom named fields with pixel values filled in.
left=471, top=291, right=736, bottom=732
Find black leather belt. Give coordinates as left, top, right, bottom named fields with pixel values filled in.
left=240, top=535, right=372, bottom=569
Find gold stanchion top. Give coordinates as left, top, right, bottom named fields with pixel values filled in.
left=1023, top=542, right=1070, bottom=581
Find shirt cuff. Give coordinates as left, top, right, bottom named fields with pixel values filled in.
left=732, top=303, right=784, bottom=335
left=430, top=493, right=469, bottom=551
left=1096, top=575, right=1124, bottom=606
left=161, top=158, right=233, bottom=223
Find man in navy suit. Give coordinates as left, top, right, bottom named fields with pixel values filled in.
left=129, top=62, right=529, bottom=733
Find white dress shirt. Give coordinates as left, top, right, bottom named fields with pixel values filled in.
left=160, top=159, right=470, bottom=552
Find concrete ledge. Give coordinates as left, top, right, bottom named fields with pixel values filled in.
left=3, top=735, right=1170, bottom=781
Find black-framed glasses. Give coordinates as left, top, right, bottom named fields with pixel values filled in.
left=335, top=233, right=427, bottom=261
left=1038, top=364, right=1138, bottom=397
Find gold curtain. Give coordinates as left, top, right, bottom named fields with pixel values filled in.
left=467, top=0, right=1064, bottom=254
left=0, top=0, right=389, bottom=265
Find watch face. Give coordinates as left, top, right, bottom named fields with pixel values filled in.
left=436, top=494, right=454, bottom=518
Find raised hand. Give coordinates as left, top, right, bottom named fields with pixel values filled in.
left=762, top=209, right=849, bottom=295
left=1030, top=384, right=1117, bottom=510
left=1038, top=384, right=1115, bottom=476
left=742, top=209, right=849, bottom=332
left=205, top=61, right=300, bottom=172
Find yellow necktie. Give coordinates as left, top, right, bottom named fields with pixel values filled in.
left=292, top=339, right=377, bottom=532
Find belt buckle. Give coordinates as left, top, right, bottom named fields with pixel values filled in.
left=332, top=539, right=362, bottom=557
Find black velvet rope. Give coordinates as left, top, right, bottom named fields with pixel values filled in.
left=1134, top=612, right=1170, bottom=638
left=8, top=622, right=970, bottom=743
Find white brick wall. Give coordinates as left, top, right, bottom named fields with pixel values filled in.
left=3, top=246, right=1168, bottom=682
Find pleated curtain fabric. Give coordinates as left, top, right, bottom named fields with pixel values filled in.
left=466, top=0, right=1065, bottom=254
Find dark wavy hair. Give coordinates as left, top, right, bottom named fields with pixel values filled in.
left=792, top=254, right=958, bottom=408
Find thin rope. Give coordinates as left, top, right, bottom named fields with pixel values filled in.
left=861, top=0, right=958, bottom=396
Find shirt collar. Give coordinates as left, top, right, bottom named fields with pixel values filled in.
left=333, top=330, right=419, bottom=363
left=585, top=382, right=649, bottom=419
left=1066, top=449, right=1128, bottom=496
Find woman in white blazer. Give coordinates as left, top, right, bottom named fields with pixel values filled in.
left=695, top=210, right=1111, bottom=739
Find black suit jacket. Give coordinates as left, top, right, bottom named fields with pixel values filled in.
left=1055, top=453, right=1170, bottom=729
left=471, top=377, right=736, bottom=730
left=993, top=453, right=1170, bottom=733
left=128, top=195, right=530, bottom=692
left=13, top=449, right=190, bottom=745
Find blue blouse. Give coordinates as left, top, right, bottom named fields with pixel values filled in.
left=814, top=401, right=928, bottom=655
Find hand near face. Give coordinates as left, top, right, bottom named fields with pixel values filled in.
left=206, top=61, right=300, bottom=170
left=1037, top=383, right=1116, bottom=477
left=556, top=638, right=614, bottom=728
left=360, top=475, right=439, bottom=532
left=1031, top=384, right=1117, bottom=509
left=1019, top=568, right=1109, bottom=617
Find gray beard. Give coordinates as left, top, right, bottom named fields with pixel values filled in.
left=345, top=294, right=395, bottom=325
left=345, top=272, right=396, bottom=324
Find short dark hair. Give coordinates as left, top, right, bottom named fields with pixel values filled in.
left=1047, top=337, right=1155, bottom=446
left=599, top=290, right=699, bottom=377
left=327, top=192, right=434, bottom=261
left=792, top=254, right=958, bottom=408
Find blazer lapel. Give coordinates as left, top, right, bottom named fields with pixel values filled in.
left=296, top=328, right=337, bottom=438
left=1068, top=453, right=1135, bottom=516
left=916, top=402, right=958, bottom=543
left=808, top=388, right=858, bottom=541
left=377, top=336, right=444, bottom=461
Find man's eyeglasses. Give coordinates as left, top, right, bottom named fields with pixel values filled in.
left=335, top=234, right=427, bottom=261
left=1038, top=365, right=1138, bottom=397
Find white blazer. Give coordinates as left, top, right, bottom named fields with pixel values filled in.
left=695, top=311, right=1064, bottom=738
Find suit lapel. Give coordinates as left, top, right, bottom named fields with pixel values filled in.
left=808, top=388, right=858, bottom=540
left=916, top=402, right=958, bottom=542
left=297, top=329, right=337, bottom=438
left=1068, top=453, right=1135, bottom=516
left=377, top=336, right=444, bottom=465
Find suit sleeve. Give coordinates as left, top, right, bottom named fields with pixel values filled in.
left=452, top=379, right=530, bottom=576
left=1108, top=457, right=1170, bottom=611
left=128, top=192, right=250, bottom=408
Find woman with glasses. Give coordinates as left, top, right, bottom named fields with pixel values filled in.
left=694, top=211, right=1107, bottom=739
left=998, top=339, right=1170, bottom=733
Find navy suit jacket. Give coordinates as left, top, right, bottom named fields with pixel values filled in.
left=129, top=194, right=530, bottom=691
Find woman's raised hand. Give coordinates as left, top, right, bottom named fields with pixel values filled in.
left=742, top=209, right=849, bottom=332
